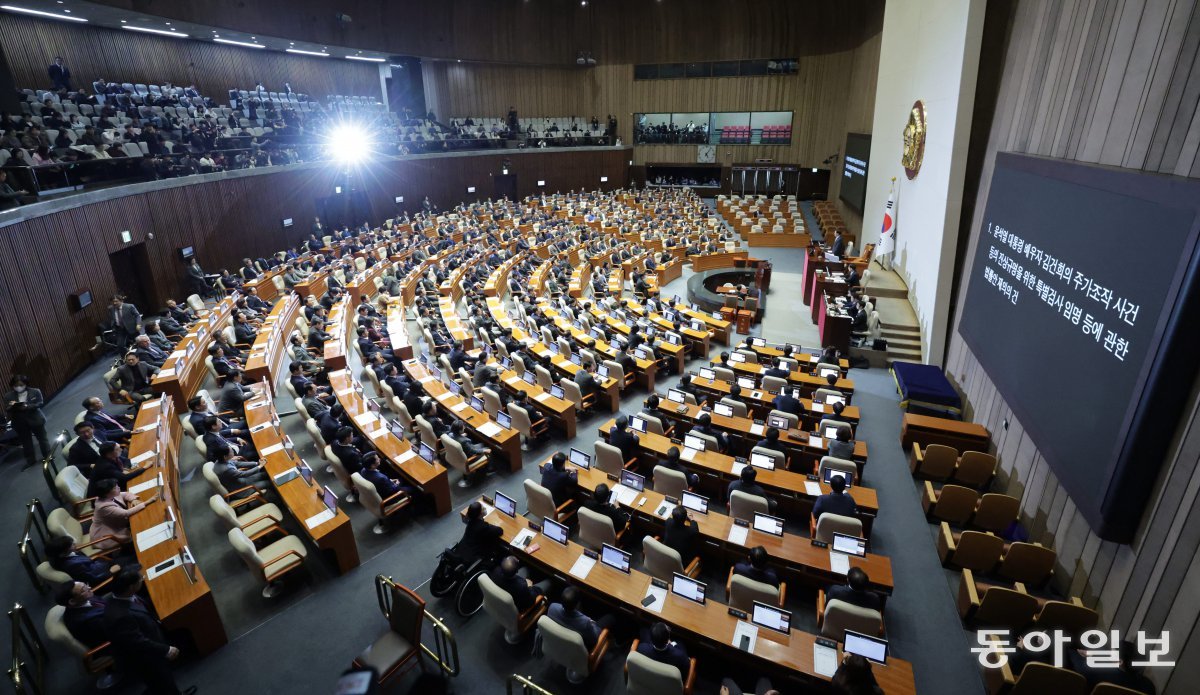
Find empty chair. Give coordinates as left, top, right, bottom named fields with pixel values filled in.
left=537, top=614, right=609, bottom=684
left=652, top=466, right=689, bottom=500
left=989, top=662, right=1087, bottom=695
left=712, top=366, right=736, bottom=383
left=971, top=493, right=1020, bottom=533
left=1031, top=599, right=1099, bottom=638
left=995, top=542, right=1056, bottom=587
left=953, top=451, right=999, bottom=489
left=525, top=479, right=575, bottom=523
left=957, top=569, right=1039, bottom=630
left=578, top=506, right=625, bottom=549
left=441, top=433, right=489, bottom=487
left=626, top=644, right=697, bottom=695
left=642, top=535, right=700, bottom=581
left=352, top=579, right=426, bottom=686
left=535, top=365, right=554, bottom=391
left=594, top=440, right=635, bottom=475
left=414, top=416, right=440, bottom=452
left=813, top=513, right=863, bottom=544
left=936, top=523, right=1004, bottom=572
left=922, top=483, right=979, bottom=526
left=54, top=467, right=96, bottom=519
left=818, top=592, right=884, bottom=641
left=226, top=526, right=308, bottom=598
left=604, top=360, right=635, bottom=389
left=637, top=412, right=672, bottom=436
left=477, top=572, right=546, bottom=643
left=208, top=494, right=285, bottom=542
left=480, top=388, right=502, bottom=418
left=728, top=490, right=769, bottom=522
left=352, top=472, right=412, bottom=534
left=726, top=571, right=785, bottom=611
left=909, top=444, right=958, bottom=480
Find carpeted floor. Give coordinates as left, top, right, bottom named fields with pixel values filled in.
left=0, top=201, right=984, bottom=694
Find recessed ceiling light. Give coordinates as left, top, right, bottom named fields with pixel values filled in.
left=123, top=25, right=188, bottom=37
left=287, top=48, right=329, bottom=57
left=215, top=38, right=264, bottom=49
left=0, top=4, right=87, bottom=21
left=346, top=55, right=384, bottom=62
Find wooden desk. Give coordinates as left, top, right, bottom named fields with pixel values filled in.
left=126, top=396, right=227, bottom=655
left=542, top=306, right=657, bottom=393
left=328, top=369, right=452, bottom=516
left=384, top=300, right=414, bottom=362
left=152, top=297, right=235, bottom=411
left=713, top=358, right=856, bottom=404
left=479, top=500, right=913, bottom=693
left=690, top=250, right=749, bottom=271
left=494, top=364, right=577, bottom=439
left=244, top=385, right=360, bottom=573
left=900, top=413, right=990, bottom=454
left=745, top=341, right=849, bottom=375
left=597, top=419, right=878, bottom=535
left=244, top=294, right=299, bottom=389
left=689, top=375, right=860, bottom=429
left=322, top=300, right=350, bottom=373
left=624, top=299, right=712, bottom=357
left=746, top=232, right=812, bottom=248
left=655, top=258, right=683, bottom=286
left=818, top=294, right=852, bottom=354
left=345, top=262, right=387, bottom=307
left=670, top=302, right=732, bottom=346
left=585, top=305, right=686, bottom=376
left=294, top=271, right=329, bottom=302
left=438, top=296, right=473, bottom=350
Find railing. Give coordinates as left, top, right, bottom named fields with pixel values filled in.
left=40, top=431, right=68, bottom=506
left=17, top=499, right=50, bottom=594
left=506, top=673, right=556, bottom=695
left=7, top=604, right=47, bottom=695
left=373, top=575, right=460, bottom=677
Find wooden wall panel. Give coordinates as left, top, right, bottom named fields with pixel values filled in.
left=0, top=148, right=627, bottom=397
left=947, top=1, right=1200, bottom=691
left=91, top=0, right=883, bottom=66
left=0, top=14, right=381, bottom=103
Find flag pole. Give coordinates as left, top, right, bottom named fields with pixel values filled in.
left=874, top=177, right=897, bottom=270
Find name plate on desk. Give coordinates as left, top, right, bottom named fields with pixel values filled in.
left=156, top=368, right=177, bottom=379
left=129, top=473, right=162, bottom=494
left=305, top=509, right=336, bottom=529
left=247, top=400, right=269, bottom=410
left=135, top=521, right=175, bottom=552
left=130, top=450, right=157, bottom=466
left=260, top=442, right=284, bottom=456
left=353, top=412, right=377, bottom=426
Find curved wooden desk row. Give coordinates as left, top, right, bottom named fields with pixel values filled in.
left=619, top=298, right=713, bottom=356
left=711, top=357, right=856, bottom=402
left=688, top=374, right=861, bottom=429
left=244, top=293, right=300, bottom=389
left=555, top=454, right=894, bottom=595
left=583, top=303, right=686, bottom=374
left=152, top=296, right=236, bottom=411
left=739, top=340, right=850, bottom=374
left=538, top=304, right=658, bottom=392
left=242, top=383, right=360, bottom=573
left=322, top=300, right=351, bottom=373
left=595, top=419, right=878, bottom=535
left=125, top=395, right=227, bottom=655
left=478, top=499, right=915, bottom=694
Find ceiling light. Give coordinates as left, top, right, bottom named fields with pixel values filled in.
left=215, top=38, right=264, bottom=48
left=346, top=55, right=384, bottom=62
left=287, top=48, right=329, bottom=57
left=123, top=25, right=188, bottom=37
left=1, top=4, right=87, bottom=21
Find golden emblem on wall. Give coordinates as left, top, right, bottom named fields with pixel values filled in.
left=901, top=100, right=926, bottom=180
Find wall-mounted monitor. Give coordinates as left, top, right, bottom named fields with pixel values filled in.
left=839, top=133, right=871, bottom=213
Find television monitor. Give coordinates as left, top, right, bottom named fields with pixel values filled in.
left=751, top=601, right=792, bottom=635
left=667, top=389, right=686, bottom=404
left=494, top=491, right=517, bottom=517
left=670, top=572, right=707, bottom=605
left=322, top=486, right=338, bottom=513
left=619, top=469, right=645, bottom=492
left=839, top=132, right=871, bottom=213
left=523, top=371, right=537, bottom=385
left=698, top=368, right=716, bottom=380
left=568, top=447, right=591, bottom=469
left=629, top=416, right=647, bottom=433
left=737, top=376, right=757, bottom=390
left=418, top=441, right=436, bottom=464
left=832, top=532, right=867, bottom=557
left=600, top=543, right=631, bottom=573
left=497, top=411, right=512, bottom=429
left=768, top=415, right=789, bottom=429
left=729, top=352, right=746, bottom=363
left=550, top=384, right=565, bottom=400
left=713, top=402, right=734, bottom=417
left=752, top=512, right=784, bottom=536
left=597, top=364, right=610, bottom=379
left=681, top=491, right=708, bottom=514
left=844, top=630, right=888, bottom=664
left=822, top=468, right=854, bottom=488
left=749, top=452, right=776, bottom=470
left=684, top=434, right=706, bottom=451
left=298, top=460, right=313, bottom=486
left=542, top=517, right=569, bottom=545
left=470, top=396, right=485, bottom=413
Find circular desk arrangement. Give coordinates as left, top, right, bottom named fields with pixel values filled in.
left=685, top=268, right=766, bottom=314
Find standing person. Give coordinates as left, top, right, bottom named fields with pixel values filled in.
left=4, top=375, right=49, bottom=470
left=109, top=295, right=142, bottom=351
left=48, top=56, right=72, bottom=91
left=103, top=569, right=196, bottom=695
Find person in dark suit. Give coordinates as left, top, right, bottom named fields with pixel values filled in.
left=813, top=475, right=858, bottom=521
left=108, top=296, right=142, bottom=350
left=48, top=57, right=72, bottom=91
left=636, top=622, right=691, bottom=677
left=826, top=567, right=882, bottom=612
left=56, top=581, right=108, bottom=649
left=608, top=415, right=640, bottom=465
left=202, top=416, right=255, bottom=460
left=726, top=466, right=774, bottom=511
left=86, top=442, right=143, bottom=498
left=103, top=569, right=193, bottom=695
left=754, top=427, right=786, bottom=455
left=674, top=373, right=701, bottom=402
left=133, top=335, right=168, bottom=368
left=331, top=426, right=365, bottom=475
left=615, top=347, right=636, bottom=375
left=771, top=389, right=803, bottom=417
left=583, top=483, right=630, bottom=532
left=828, top=425, right=856, bottom=460
left=693, top=412, right=729, bottom=452
left=113, top=353, right=157, bottom=403
left=359, top=452, right=413, bottom=500
left=547, top=585, right=613, bottom=650
left=5, top=375, right=49, bottom=470
left=455, top=500, right=502, bottom=563
left=488, top=556, right=544, bottom=612
left=654, top=446, right=698, bottom=488
left=662, top=505, right=700, bottom=565
left=829, top=230, right=846, bottom=257
left=763, top=358, right=791, bottom=380
left=402, top=384, right=426, bottom=424
left=573, top=367, right=602, bottom=399
left=447, top=341, right=475, bottom=372
left=733, top=546, right=780, bottom=587
left=47, top=537, right=118, bottom=586
left=82, top=396, right=133, bottom=442
left=67, top=422, right=110, bottom=477
left=219, top=370, right=254, bottom=418
left=232, top=312, right=258, bottom=344
left=539, top=452, right=578, bottom=507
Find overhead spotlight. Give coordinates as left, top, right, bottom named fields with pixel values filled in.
left=326, top=124, right=374, bottom=164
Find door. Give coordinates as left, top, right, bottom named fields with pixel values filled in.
left=494, top=174, right=517, bottom=202
left=108, top=243, right=156, bottom=309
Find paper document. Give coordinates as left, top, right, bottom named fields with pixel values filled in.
left=728, top=525, right=749, bottom=545
left=156, top=368, right=176, bottom=379
left=829, top=551, right=851, bottom=575
left=731, top=461, right=747, bottom=476
left=511, top=528, right=537, bottom=549
left=569, top=554, right=597, bottom=579
left=503, top=376, right=519, bottom=385
left=732, top=621, right=759, bottom=653
left=477, top=422, right=502, bottom=438
left=335, top=388, right=354, bottom=397
left=418, top=376, right=435, bottom=384
left=369, top=427, right=390, bottom=440
left=353, top=412, right=377, bottom=426
left=809, top=436, right=824, bottom=448
left=680, top=447, right=699, bottom=462
left=135, top=521, right=175, bottom=552
left=273, top=468, right=300, bottom=485
left=129, top=478, right=160, bottom=494
left=395, top=449, right=417, bottom=464
left=749, top=424, right=764, bottom=436
left=805, top=481, right=823, bottom=496
left=534, top=392, right=551, bottom=403
left=130, top=450, right=157, bottom=465
left=170, top=350, right=186, bottom=359
left=611, top=485, right=638, bottom=506
left=143, top=398, right=162, bottom=410
left=260, top=442, right=284, bottom=456
left=306, top=509, right=336, bottom=529
left=813, top=643, right=839, bottom=677
left=812, top=403, right=826, bottom=414
left=643, top=584, right=668, bottom=614
left=451, top=402, right=470, bottom=412
left=135, top=423, right=157, bottom=433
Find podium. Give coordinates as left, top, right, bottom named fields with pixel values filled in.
left=736, top=309, right=754, bottom=334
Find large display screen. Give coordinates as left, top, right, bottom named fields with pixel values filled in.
left=958, top=152, right=1200, bottom=542
left=839, top=133, right=871, bottom=212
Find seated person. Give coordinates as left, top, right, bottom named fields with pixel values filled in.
left=609, top=415, right=640, bottom=464
left=831, top=654, right=883, bottom=695
left=813, top=474, right=858, bottom=521
left=662, top=504, right=700, bottom=565
left=726, top=466, right=775, bottom=512
left=763, top=358, right=790, bottom=379
left=539, top=451, right=578, bottom=507
left=88, top=478, right=152, bottom=551
left=81, top=396, right=133, bottom=442
left=211, top=445, right=269, bottom=494
left=732, top=546, right=780, bottom=588
left=826, top=567, right=882, bottom=612
left=132, top=335, right=168, bottom=368
left=67, top=422, right=109, bottom=477
left=358, top=452, right=414, bottom=500
left=46, top=536, right=119, bottom=586
left=187, top=396, right=247, bottom=440
left=301, top=382, right=332, bottom=419
left=112, top=352, right=157, bottom=403
left=55, top=581, right=109, bottom=649
left=219, top=370, right=254, bottom=418
left=771, top=388, right=803, bottom=417
left=547, top=585, right=614, bottom=651
left=202, top=415, right=256, bottom=460
left=636, top=622, right=691, bottom=677
left=583, top=483, right=630, bottom=532
left=754, top=427, right=786, bottom=455
left=654, top=446, right=698, bottom=488
left=488, top=555, right=546, bottom=612
left=208, top=345, right=236, bottom=379
left=455, top=500, right=503, bottom=563
left=85, top=442, right=144, bottom=499
left=693, top=413, right=729, bottom=452
left=448, top=420, right=491, bottom=465
left=331, top=426, right=365, bottom=475
left=828, top=425, right=856, bottom=460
